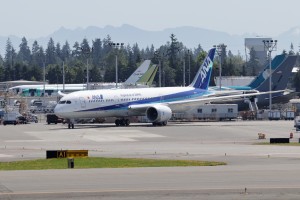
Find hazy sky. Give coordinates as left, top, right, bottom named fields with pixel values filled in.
left=1, top=0, right=300, bottom=38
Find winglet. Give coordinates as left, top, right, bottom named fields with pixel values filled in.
left=189, top=48, right=216, bottom=90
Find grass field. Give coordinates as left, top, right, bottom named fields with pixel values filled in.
left=0, top=157, right=226, bottom=170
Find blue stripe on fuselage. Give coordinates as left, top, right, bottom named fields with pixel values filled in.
left=76, top=89, right=213, bottom=112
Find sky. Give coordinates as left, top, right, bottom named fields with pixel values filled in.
left=1, top=0, right=300, bottom=38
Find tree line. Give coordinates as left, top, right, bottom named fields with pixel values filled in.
left=0, top=34, right=298, bottom=89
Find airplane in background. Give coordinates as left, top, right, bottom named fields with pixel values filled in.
left=123, top=60, right=152, bottom=85
left=54, top=48, right=280, bottom=129
left=211, top=54, right=297, bottom=110
left=9, top=60, right=153, bottom=96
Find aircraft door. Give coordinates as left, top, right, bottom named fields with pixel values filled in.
left=79, top=97, right=86, bottom=108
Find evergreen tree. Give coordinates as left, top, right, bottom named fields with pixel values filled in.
left=289, top=43, right=295, bottom=55
left=293, top=70, right=300, bottom=92
left=17, top=37, right=31, bottom=65
left=45, top=38, right=56, bottom=65
left=92, top=38, right=102, bottom=67
left=56, top=42, right=62, bottom=61
left=31, top=40, right=40, bottom=66
left=247, top=47, right=260, bottom=76
left=72, top=42, right=81, bottom=58
left=132, top=43, right=141, bottom=63
left=102, top=35, right=112, bottom=56
left=0, top=66, right=4, bottom=82
left=61, top=41, right=71, bottom=62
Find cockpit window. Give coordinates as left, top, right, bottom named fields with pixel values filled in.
left=58, top=101, right=66, bottom=104
left=66, top=100, right=71, bottom=104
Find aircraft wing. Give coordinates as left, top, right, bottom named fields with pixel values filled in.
left=166, top=90, right=284, bottom=111
left=128, top=90, right=284, bottom=113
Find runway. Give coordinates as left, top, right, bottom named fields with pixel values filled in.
left=0, top=120, right=300, bottom=199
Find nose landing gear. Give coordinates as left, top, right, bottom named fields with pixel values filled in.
left=68, top=123, right=74, bottom=129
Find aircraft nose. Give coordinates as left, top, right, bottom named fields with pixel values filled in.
left=54, top=105, right=63, bottom=116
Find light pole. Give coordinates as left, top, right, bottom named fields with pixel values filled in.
left=109, top=42, right=124, bottom=88
left=183, top=55, right=186, bottom=86
left=43, top=61, right=45, bottom=97
left=188, top=50, right=191, bottom=85
left=62, top=61, right=65, bottom=93
left=263, top=40, right=277, bottom=111
left=80, top=47, right=93, bottom=90
left=154, top=51, right=165, bottom=87
left=214, top=44, right=227, bottom=90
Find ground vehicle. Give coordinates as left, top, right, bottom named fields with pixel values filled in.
left=282, top=110, right=295, bottom=120
left=47, top=114, right=64, bottom=124
left=17, top=116, right=28, bottom=124
left=27, top=114, right=38, bottom=123
left=294, top=116, right=300, bottom=131
left=3, top=113, right=18, bottom=125
left=268, top=110, right=281, bottom=120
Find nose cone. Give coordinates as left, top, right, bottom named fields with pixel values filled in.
left=54, top=105, right=63, bottom=117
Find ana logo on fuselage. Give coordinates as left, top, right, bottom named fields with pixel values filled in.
left=200, top=57, right=212, bottom=83
left=92, top=94, right=103, bottom=100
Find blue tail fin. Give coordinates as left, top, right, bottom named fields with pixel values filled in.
left=248, top=54, right=285, bottom=89
left=189, top=48, right=216, bottom=90
left=256, top=55, right=296, bottom=92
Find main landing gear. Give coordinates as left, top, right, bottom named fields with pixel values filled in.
left=152, top=121, right=168, bottom=126
left=115, top=119, right=130, bottom=127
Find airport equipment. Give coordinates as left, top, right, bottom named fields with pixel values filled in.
left=270, top=138, right=289, bottom=143
left=294, top=116, right=300, bottom=131
left=194, top=104, right=238, bottom=121
left=3, top=112, right=18, bottom=125
left=258, top=133, right=266, bottom=139
left=282, top=110, right=295, bottom=120
left=68, top=158, right=74, bottom=168
left=46, top=114, right=64, bottom=124
left=268, top=110, right=281, bottom=120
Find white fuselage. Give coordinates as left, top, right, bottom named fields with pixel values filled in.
left=54, top=86, right=213, bottom=119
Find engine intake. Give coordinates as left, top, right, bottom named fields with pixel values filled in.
left=146, top=105, right=172, bottom=123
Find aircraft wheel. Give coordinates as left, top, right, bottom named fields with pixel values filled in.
left=71, top=124, right=74, bottom=129
left=68, top=123, right=71, bottom=129
left=125, top=119, right=130, bottom=126
left=162, top=121, right=167, bottom=126
left=120, top=119, right=126, bottom=126
left=115, top=119, right=120, bottom=126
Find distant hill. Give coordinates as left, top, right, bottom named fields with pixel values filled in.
left=0, top=24, right=298, bottom=57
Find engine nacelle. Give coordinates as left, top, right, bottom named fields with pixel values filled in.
left=146, top=105, right=172, bottom=123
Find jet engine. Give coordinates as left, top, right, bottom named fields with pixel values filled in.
left=146, top=105, right=172, bottom=123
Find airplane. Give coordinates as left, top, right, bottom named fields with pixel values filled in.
left=211, top=54, right=297, bottom=110
left=210, top=54, right=287, bottom=91
left=54, top=48, right=280, bottom=129
left=9, top=60, right=153, bottom=96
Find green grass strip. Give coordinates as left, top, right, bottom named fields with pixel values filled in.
left=255, top=142, right=300, bottom=146
left=0, top=157, right=226, bottom=170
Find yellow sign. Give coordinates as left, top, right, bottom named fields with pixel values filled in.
left=66, top=150, right=88, bottom=158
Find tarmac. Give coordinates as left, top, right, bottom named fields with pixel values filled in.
left=0, top=120, right=300, bottom=199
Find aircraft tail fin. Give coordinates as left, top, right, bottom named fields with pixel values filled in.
left=189, top=48, right=216, bottom=90
left=124, top=60, right=151, bottom=84
left=248, top=54, right=286, bottom=89
left=256, top=55, right=297, bottom=92
left=58, top=91, right=67, bottom=97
